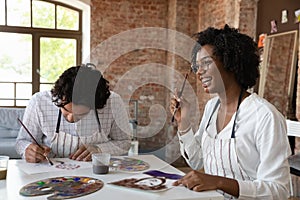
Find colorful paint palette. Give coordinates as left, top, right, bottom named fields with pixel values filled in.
left=110, top=157, right=150, bottom=172
left=19, top=176, right=103, bottom=200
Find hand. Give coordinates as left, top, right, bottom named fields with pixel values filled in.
left=70, top=144, right=101, bottom=161
left=173, top=170, right=219, bottom=192
left=170, top=96, right=182, bottom=123
left=25, top=143, right=51, bottom=163
left=173, top=170, right=239, bottom=197
left=170, top=89, right=191, bottom=130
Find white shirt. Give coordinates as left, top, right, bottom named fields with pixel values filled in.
left=16, top=90, right=131, bottom=157
left=178, top=93, right=291, bottom=199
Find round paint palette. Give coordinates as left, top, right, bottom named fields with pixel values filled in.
left=19, top=176, right=103, bottom=200
left=110, top=157, right=150, bottom=172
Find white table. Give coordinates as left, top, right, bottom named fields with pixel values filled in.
left=0, top=155, right=223, bottom=200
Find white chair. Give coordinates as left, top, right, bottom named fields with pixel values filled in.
left=286, top=119, right=300, bottom=197
left=286, top=119, right=300, bottom=137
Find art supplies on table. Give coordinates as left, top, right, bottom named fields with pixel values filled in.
left=108, top=173, right=177, bottom=193
left=17, top=157, right=150, bottom=175
left=143, top=170, right=183, bottom=180
left=108, top=169, right=182, bottom=193
left=19, top=176, right=103, bottom=200
left=110, top=157, right=150, bottom=172
left=17, top=158, right=92, bottom=175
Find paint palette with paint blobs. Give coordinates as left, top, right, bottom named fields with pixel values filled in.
left=110, top=157, right=150, bottom=172
left=19, top=176, right=103, bottom=200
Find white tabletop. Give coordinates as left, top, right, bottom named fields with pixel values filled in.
left=0, top=155, right=223, bottom=200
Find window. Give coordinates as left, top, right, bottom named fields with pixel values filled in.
left=0, top=0, right=88, bottom=107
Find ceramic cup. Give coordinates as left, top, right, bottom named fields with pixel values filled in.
left=92, top=153, right=110, bottom=174
left=0, top=155, right=9, bottom=180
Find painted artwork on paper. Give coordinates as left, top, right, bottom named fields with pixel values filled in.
left=109, top=174, right=176, bottom=193
left=17, top=158, right=91, bottom=174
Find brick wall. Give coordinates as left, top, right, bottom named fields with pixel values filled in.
left=263, top=33, right=297, bottom=117
left=90, top=0, right=258, bottom=166
left=238, top=0, right=258, bottom=39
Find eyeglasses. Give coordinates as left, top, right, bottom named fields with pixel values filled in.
left=54, top=99, right=70, bottom=108
left=60, top=103, right=91, bottom=121
left=191, top=58, right=214, bottom=74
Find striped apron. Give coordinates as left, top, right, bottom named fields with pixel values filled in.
left=202, top=91, right=252, bottom=199
left=50, top=109, right=101, bottom=157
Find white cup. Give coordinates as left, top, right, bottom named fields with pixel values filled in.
left=0, top=155, right=9, bottom=180
left=92, top=153, right=110, bottom=174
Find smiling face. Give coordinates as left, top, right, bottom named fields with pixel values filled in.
left=195, top=45, right=235, bottom=95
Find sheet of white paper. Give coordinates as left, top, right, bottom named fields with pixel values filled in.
left=17, top=158, right=92, bottom=175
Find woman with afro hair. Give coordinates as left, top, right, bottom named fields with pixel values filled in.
left=170, top=24, right=291, bottom=199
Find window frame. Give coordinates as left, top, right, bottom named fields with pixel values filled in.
left=0, top=0, right=83, bottom=107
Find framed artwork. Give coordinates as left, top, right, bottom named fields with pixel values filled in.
left=258, top=30, right=298, bottom=117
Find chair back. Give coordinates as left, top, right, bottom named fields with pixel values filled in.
left=286, top=119, right=300, bottom=137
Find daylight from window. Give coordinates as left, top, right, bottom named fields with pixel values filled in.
left=0, top=0, right=82, bottom=107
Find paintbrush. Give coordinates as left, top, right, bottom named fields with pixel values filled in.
left=171, top=72, right=190, bottom=123
left=17, top=118, right=53, bottom=166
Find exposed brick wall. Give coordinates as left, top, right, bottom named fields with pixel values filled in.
left=91, top=0, right=168, bottom=46
left=198, top=0, right=226, bottom=30
left=90, top=0, right=258, bottom=166
left=263, top=34, right=296, bottom=117
left=238, top=0, right=258, bottom=39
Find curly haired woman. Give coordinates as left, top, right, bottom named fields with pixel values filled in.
left=170, top=24, right=291, bottom=199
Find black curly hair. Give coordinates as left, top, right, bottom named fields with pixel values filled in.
left=51, top=64, right=111, bottom=109
left=191, top=24, right=260, bottom=90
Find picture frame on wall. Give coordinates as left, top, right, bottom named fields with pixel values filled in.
left=258, top=30, right=298, bottom=117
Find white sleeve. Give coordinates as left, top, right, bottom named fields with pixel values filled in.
left=15, top=94, right=43, bottom=158
left=177, top=99, right=214, bottom=170
left=238, top=111, right=291, bottom=199
left=178, top=128, right=204, bottom=170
